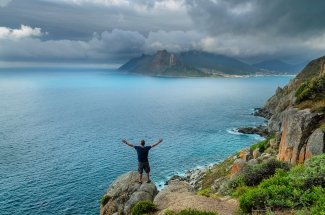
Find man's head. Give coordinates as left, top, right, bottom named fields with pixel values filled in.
left=140, top=140, right=145, bottom=146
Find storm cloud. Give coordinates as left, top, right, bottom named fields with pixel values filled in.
left=1, top=0, right=325, bottom=65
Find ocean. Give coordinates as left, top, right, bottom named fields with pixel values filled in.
left=0, top=68, right=292, bottom=215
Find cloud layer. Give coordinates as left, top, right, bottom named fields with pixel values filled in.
left=1, top=0, right=325, bottom=64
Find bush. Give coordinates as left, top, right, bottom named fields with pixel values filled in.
left=250, top=135, right=275, bottom=153
left=232, top=186, right=249, bottom=198
left=295, top=75, right=325, bottom=104
left=218, top=176, right=245, bottom=196
left=197, top=188, right=212, bottom=197
left=100, top=195, right=110, bottom=206
left=241, top=159, right=290, bottom=186
left=250, top=139, right=268, bottom=153
left=164, top=209, right=217, bottom=215
left=131, top=200, right=157, bottom=215
left=239, top=154, right=325, bottom=213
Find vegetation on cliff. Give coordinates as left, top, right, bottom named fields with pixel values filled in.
left=131, top=201, right=157, bottom=215
left=295, top=74, right=325, bottom=112
left=239, top=154, right=325, bottom=214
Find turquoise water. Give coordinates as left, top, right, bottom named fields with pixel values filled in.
left=0, top=69, right=292, bottom=215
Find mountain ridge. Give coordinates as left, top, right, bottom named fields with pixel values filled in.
left=119, top=50, right=299, bottom=77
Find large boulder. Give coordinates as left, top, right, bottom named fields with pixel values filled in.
left=154, top=180, right=238, bottom=215
left=305, top=128, right=325, bottom=159
left=100, top=171, right=158, bottom=215
left=230, top=159, right=246, bottom=175
left=277, top=109, right=322, bottom=164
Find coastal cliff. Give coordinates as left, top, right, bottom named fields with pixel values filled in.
left=260, top=55, right=325, bottom=164
left=101, top=56, right=325, bottom=215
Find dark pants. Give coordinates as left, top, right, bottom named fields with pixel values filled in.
left=138, top=162, right=150, bottom=174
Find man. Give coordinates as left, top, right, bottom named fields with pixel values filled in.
left=122, top=138, right=163, bottom=184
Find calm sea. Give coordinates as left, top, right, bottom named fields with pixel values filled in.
left=0, top=69, right=292, bottom=215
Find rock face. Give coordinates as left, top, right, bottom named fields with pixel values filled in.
left=100, top=172, right=158, bottom=215
left=305, top=128, right=325, bottom=159
left=260, top=55, right=325, bottom=164
left=277, top=109, right=322, bottom=164
left=237, top=126, right=269, bottom=137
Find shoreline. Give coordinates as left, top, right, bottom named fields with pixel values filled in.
left=119, top=70, right=297, bottom=79
left=157, top=125, right=267, bottom=191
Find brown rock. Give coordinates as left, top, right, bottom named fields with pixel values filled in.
left=269, top=138, right=278, bottom=149
left=238, top=149, right=252, bottom=161
left=153, top=180, right=238, bottom=215
left=100, top=171, right=158, bottom=215
left=298, top=145, right=306, bottom=164
left=252, top=149, right=261, bottom=159
left=277, top=109, right=321, bottom=164
left=230, top=159, right=246, bottom=175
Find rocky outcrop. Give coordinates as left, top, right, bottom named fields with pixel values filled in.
left=154, top=180, right=238, bottom=215
left=100, top=171, right=158, bottom=215
left=260, top=56, right=325, bottom=164
left=166, top=168, right=207, bottom=190
left=237, top=125, right=269, bottom=137
left=305, top=128, right=325, bottom=159
left=277, top=109, right=323, bottom=164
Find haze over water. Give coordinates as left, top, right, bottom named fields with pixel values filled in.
left=0, top=69, right=292, bottom=215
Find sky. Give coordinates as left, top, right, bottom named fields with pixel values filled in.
left=1, top=0, right=325, bottom=67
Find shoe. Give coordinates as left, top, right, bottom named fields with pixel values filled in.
left=146, top=180, right=151, bottom=183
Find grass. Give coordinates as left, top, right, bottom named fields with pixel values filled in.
left=131, top=200, right=157, bottom=215
left=200, top=156, right=235, bottom=189
left=250, top=135, right=275, bottom=153
left=100, top=195, right=110, bottom=206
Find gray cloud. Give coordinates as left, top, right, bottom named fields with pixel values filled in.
left=185, top=0, right=325, bottom=37
left=0, top=0, right=325, bottom=65
left=0, top=0, right=11, bottom=7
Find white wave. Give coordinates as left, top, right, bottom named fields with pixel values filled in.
left=226, top=128, right=242, bottom=135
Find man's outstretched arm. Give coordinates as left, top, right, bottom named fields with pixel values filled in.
left=122, top=139, right=134, bottom=148
left=151, top=139, right=163, bottom=148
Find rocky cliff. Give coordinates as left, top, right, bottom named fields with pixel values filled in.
left=100, top=172, right=158, bottom=215
left=260, top=55, right=325, bottom=164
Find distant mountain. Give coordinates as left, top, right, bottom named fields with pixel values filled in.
left=252, top=59, right=306, bottom=74
left=119, top=50, right=263, bottom=77
left=118, top=50, right=208, bottom=77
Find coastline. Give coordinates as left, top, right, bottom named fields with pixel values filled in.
left=118, top=70, right=296, bottom=79
left=159, top=118, right=268, bottom=191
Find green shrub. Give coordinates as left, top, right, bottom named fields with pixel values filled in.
left=295, top=75, right=325, bottom=104
left=197, top=188, right=212, bottom=197
left=131, top=200, right=157, bottom=215
left=310, top=191, right=325, bottom=215
left=164, top=209, right=217, bottom=215
left=232, top=186, right=249, bottom=198
left=100, top=195, right=110, bottom=206
left=250, top=139, right=268, bottom=152
left=241, top=159, right=290, bottom=186
left=250, top=135, right=275, bottom=153
left=218, top=176, right=245, bottom=196
left=239, top=154, right=325, bottom=213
